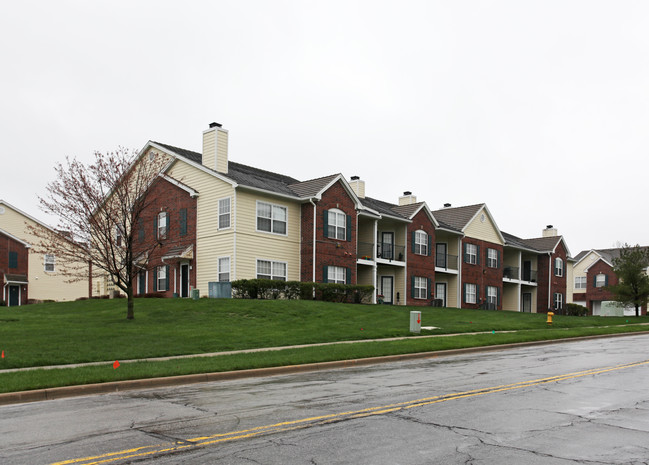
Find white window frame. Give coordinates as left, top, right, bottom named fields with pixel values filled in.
left=157, top=211, right=168, bottom=239
left=465, top=283, right=477, bottom=304
left=218, top=256, right=230, bottom=282
left=575, top=276, right=587, bottom=289
left=256, top=201, right=288, bottom=236
left=328, top=265, right=346, bottom=284
left=218, top=197, right=231, bottom=230
left=487, top=286, right=498, bottom=305
left=466, top=243, right=477, bottom=265
left=44, top=254, right=56, bottom=272
left=414, top=230, right=428, bottom=256
left=595, top=274, right=606, bottom=288
left=157, top=265, right=168, bottom=291
left=487, top=248, right=498, bottom=268
left=414, top=276, right=427, bottom=299
left=256, top=259, right=287, bottom=281
left=554, top=258, right=564, bottom=277
left=554, top=292, right=563, bottom=309
left=328, top=209, right=346, bottom=240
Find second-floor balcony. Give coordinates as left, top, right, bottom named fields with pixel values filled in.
left=503, top=266, right=538, bottom=282
left=435, top=253, right=459, bottom=271
left=378, top=243, right=405, bottom=262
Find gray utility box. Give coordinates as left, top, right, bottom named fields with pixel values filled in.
left=410, top=311, right=421, bottom=333
left=208, top=282, right=232, bottom=299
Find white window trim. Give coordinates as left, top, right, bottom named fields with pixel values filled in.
left=328, top=209, right=346, bottom=241
left=466, top=244, right=477, bottom=265
left=555, top=258, right=564, bottom=277
left=414, top=230, right=427, bottom=256
left=157, top=265, right=168, bottom=291
left=465, top=283, right=477, bottom=304
left=256, top=258, right=288, bottom=281
left=554, top=292, right=563, bottom=309
left=44, top=254, right=56, bottom=273
left=256, top=201, right=288, bottom=236
left=575, top=276, right=587, bottom=289
left=487, top=248, right=498, bottom=268
left=218, top=197, right=232, bottom=230
left=218, top=256, right=231, bottom=282
left=414, top=276, right=427, bottom=299
left=595, top=274, right=606, bottom=287
left=158, top=211, right=168, bottom=240
left=328, top=265, right=347, bottom=284
left=487, top=286, right=498, bottom=305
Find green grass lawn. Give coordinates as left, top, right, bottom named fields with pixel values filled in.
left=1, top=298, right=647, bottom=393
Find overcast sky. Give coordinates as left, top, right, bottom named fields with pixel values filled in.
left=2, top=1, right=648, bottom=255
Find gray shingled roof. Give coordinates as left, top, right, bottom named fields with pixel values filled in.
left=575, top=247, right=649, bottom=265
left=521, top=236, right=563, bottom=253
left=391, top=202, right=424, bottom=219
left=289, top=174, right=340, bottom=198
left=431, top=204, right=484, bottom=231
left=361, top=197, right=409, bottom=219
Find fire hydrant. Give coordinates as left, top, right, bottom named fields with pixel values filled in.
left=547, top=312, right=554, bottom=325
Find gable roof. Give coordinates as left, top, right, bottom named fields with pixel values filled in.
left=431, top=204, right=484, bottom=231
left=0, top=227, right=31, bottom=248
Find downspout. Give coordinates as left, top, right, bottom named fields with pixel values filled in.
left=547, top=252, right=552, bottom=311
left=309, top=198, right=317, bottom=283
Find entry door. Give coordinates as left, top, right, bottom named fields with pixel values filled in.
left=138, top=272, right=146, bottom=295
left=381, top=232, right=394, bottom=260
left=180, top=264, right=190, bottom=298
left=522, top=293, right=532, bottom=313
left=436, top=283, right=447, bottom=307
left=523, top=261, right=532, bottom=281
left=436, top=243, right=447, bottom=268
left=381, top=276, right=393, bottom=304
left=9, top=285, right=19, bottom=306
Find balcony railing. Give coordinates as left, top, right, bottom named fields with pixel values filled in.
left=503, top=266, right=538, bottom=282
left=522, top=269, right=538, bottom=282
left=435, top=253, right=458, bottom=270
left=377, top=243, right=405, bottom=262
left=357, top=242, right=374, bottom=261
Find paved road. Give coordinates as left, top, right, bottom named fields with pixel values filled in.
left=2, top=335, right=649, bottom=464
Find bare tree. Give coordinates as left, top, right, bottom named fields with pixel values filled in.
left=31, top=148, right=168, bottom=319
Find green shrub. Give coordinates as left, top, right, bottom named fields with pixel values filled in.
left=565, top=303, right=589, bottom=316
left=231, top=279, right=374, bottom=304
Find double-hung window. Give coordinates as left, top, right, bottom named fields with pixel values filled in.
left=157, top=266, right=168, bottom=291
left=414, top=231, right=428, bottom=255
left=465, top=243, right=478, bottom=265
left=465, top=283, right=477, bottom=304
left=554, top=292, right=563, bottom=310
left=44, top=254, right=56, bottom=272
left=218, top=198, right=231, bottom=230
left=554, top=258, right=564, bottom=277
left=218, top=257, right=230, bottom=282
left=413, top=276, right=427, bottom=299
left=257, top=202, right=287, bottom=235
left=157, top=212, right=168, bottom=239
left=327, top=266, right=347, bottom=284
left=575, top=276, right=587, bottom=289
left=595, top=274, right=607, bottom=288
left=257, top=259, right=287, bottom=281
left=327, top=210, right=346, bottom=240
left=487, top=286, right=498, bottom=307
left=487, top=248, right=498, bottom=268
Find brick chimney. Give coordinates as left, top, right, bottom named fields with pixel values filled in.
left=399, top=191, right=417, bottom=206
left=202, top=122, right=229, bottom=173
left=349, top=176, right=365, bottom=198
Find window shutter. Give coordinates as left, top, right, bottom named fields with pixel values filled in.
left=346, top=215, right=352, bottom=241
left=476, top=285, right=480, bottom=304
left=476, top=245, right=480, bottom=265
left=323, top=265, right=328, bottom=283
left=411, top=276, right=415, bottom=297
left=165, top=265, right=170, bottom=291
left=427, top=234, right=432, bottom=256
left=153, top=267, right=158, bottom=292
left=323, top=210, right=329, bottom=238
left=463, top=243, right=468, bottom=263
left=463, top=283, right=466, bottom=303
left=154, top=215, right=158, bottom=239
left=593, top=275, right=597, bottom=287
left=497, top=250, right=501, bottom=268
left=427, top=278, right=431, bottom=298
left=138, top=218, right=144, bottom=242
left=412, top=231, right=416, bottom=253
left=180, top=208, right=187, bottom=236
left=497, top=287, right=501, bottom=306
left=346, top=267, right=351, bottom=284
left=605, top=274, right=609, bottom=286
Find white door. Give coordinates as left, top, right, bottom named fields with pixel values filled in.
left=435, top=283, right=446, bottom=307
left=381, top=276, right=393, bottom=304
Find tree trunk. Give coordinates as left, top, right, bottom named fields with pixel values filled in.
left=126, top=286, right=134, bottom=320
left=636, top=304, right=640, bottom=317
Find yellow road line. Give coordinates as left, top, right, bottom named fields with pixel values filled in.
left=50, top=359, right=649, bottom=465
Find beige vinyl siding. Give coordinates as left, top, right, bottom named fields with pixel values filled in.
left=0, top=204, right=88, bottom=301
left=357, top=266, right=374, bottom=287
left=502, top=284, right=519, bottom=311
left=234, top=190, right=301, bottom=281
left=569, top=251, right=599, bottom=301
left=216, top=130, right=228, bottom=173
left=395, top=268, right=406, bottom=305
left=202, top=130, right=216, bottom=171
left=445, top=276, right=458, bottom=308
left=464, top=210, right=503, bottom=245
left=166, top=159, right=235, bottom=294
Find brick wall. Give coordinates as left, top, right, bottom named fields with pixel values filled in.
left=135, top=178, right=197, bottom=297
left=0, top=232, right=29, bottom=305
left=536, top=241, right=567, bottom=313
left=301, top=181, right=357, bottom=284
left=460, top=238, right=503, bottom=309
left=406, top=208, right=436, bottom=306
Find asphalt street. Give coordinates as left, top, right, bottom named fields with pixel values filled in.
left=2, top=335, right=649, bottom=464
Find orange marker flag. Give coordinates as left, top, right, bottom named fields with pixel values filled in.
left=113, top=360, right=120, bottom=369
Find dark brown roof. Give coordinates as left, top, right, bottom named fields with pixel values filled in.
left=431, top=204, right=484, bottom=231
left=289, top=174, right=340, bottom=198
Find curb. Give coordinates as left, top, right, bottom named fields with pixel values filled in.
left=2, top=331, right=648, bottom=406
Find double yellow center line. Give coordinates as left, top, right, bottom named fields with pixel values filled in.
left=51, top=359, right=649, bottom=465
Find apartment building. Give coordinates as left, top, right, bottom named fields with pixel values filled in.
left=125, top=123, right=573, bottom=311
left=1, top=228, right=30, bottom=306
